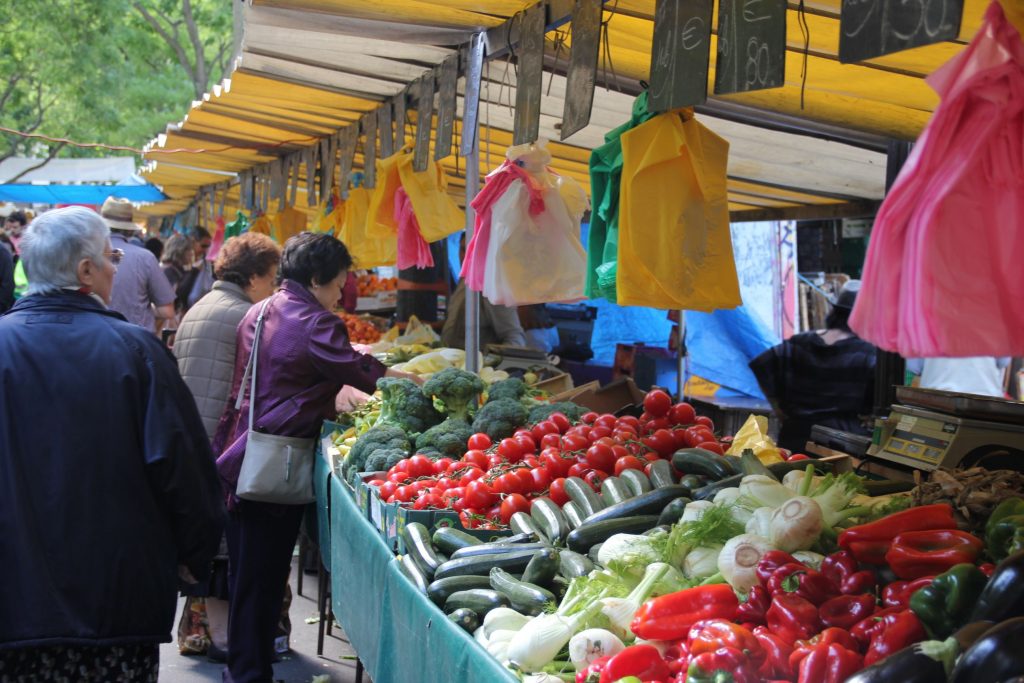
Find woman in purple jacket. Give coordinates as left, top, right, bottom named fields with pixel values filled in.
left=213, top=232, right=419, bottom=683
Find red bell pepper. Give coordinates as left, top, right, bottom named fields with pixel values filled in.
left=631, top=585, right=739, bottom=641
left=686, top=646, right=760, bottom=683
left=820, top=550, right=877, bottom=595
left=766, top=593, right=821, bottom=644
left=576, top=655, right=611, bottom=683
left=789, top=627, right=862, bottom=671
left=881, top=576, right=935, bottom=609
left=687, top=620, right=765, bottom=668
left=818, top=593, right=876, bottom=630
left=885, top=529, right=984, bottom=579
left=598, top=644, right=671, bottom=683
left=756, top=550, right=803, bottom=586
left=863, top=610, right=928, bottom=666
left=850, top=606, right=901, bottom=647
left=979, top=562, right=996, bottom=577
left=797, top=643, right=864, bottom=683
left=735, top=585, right=771, bottom=626
left=752, top=626, right=794, bottom=680
left=838, top=504, right=957, bottom=565
left=767, top=563, right=837, bottom=605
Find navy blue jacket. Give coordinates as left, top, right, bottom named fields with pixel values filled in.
left=0, top=291, right=225, bottom=649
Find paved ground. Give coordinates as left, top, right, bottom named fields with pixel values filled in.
left=159, top=560, right=361, bottom=683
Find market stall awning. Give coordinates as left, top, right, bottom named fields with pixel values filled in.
left=140, top=0, right=985, bottom=221
left=0, top=183, right=166, bottom=204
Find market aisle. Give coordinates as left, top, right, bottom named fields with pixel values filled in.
left=159, top=559, right=360, bottom=683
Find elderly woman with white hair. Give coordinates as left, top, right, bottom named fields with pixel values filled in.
left=0, top=206, right=225, bottom=681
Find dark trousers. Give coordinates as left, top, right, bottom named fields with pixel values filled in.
left=224, top=500, right=304, bottom=683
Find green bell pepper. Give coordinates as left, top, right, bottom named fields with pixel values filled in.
left=909, top=563, right=988, bottom=639
left=986, top=498, right=1024, bottom=562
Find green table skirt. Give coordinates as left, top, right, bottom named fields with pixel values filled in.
left=328, top=474, right=517, bottom=683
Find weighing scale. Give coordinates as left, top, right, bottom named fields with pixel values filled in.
left=868, top=387, right=1024, bottom=473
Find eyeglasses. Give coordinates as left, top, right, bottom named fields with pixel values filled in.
left=106, top=248, right=125, bottom=265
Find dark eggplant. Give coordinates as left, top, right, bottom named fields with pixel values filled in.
left=951, top=617, right=1024, bottom=683
left=843, top=640, right=952, bottom=683
left=971, top=550, right=1024, bottom=623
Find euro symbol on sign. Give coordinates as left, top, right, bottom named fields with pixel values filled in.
left=681, top=17, right=706, bottom=50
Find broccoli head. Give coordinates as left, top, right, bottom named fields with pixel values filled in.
left=365, top=447, right=409, bottom=473
left=414, top=418, right=474, bottom=459
left=422, top=367, right=485, bottom=422
left=376, top=376, right=443, bottom=435
left=344, top=424, right=411, bottom=477
left=528, top=401, right=586, bottom=425
left=486, top=377, right=528, bottom=404
left=471, top=398, right=529, bottom=441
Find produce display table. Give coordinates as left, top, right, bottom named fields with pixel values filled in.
left=326, top=473, right=517, bottom=683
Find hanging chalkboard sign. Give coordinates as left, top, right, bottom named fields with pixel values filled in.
left=561, top=0, right=603, bottom=140
left=714, top=0, right=786, bottom=95
left=394, top=89, right=408, bottom=151
left=338, top=124, right=357, bottom=197
left=379, top=102, right=394, bottom=159
left=461, top=33, right=485, bottom=157
left=839, top=0, right=963, bottom=63
left=413, top=72, right=435, bottom=172
left=436, top=54, right=459, bottom=161
left=514, top=3, right=546, bottom=145
left=362, top=110, right=378, bottom=188
left=648, top=0, right=714, bottom=113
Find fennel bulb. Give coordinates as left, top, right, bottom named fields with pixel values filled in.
left=601, top=563, right=670, bottom=639
left=740, top=475, right=794, bottom=508
left=507, top=598, right=605, bottom=672
left=597, top=533, right=664, bottom=576
left=568, top=629, right=625, bottom=671
left=682, top=500, right=714, bottom=523
left=683, top=545, right=723, bottom=579
left=745, top=507, right=774, bottom=538
left=718, top=534, right=774, bottom=593
left=769, top=496, right=823, bottom=552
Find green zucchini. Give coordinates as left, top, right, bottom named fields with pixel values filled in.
left=562, top=501, right=585, bottom=529
left=679, top=474, right=704, bottom=490
left=558, top=549, right=595, bottom=579
left=402, top=522, right=442, bottom=579
left=447, top=607, right=480, bottom=633
left=493, top=532, right=539, bottom=545
left=566, top=515, right=662, bottom=553
left=588, top=542, right=604, bottom=565
left=767, top=459, right=836, bottom=478
left=581, top=485, right=692, bottom=525
left=450, top=541, right=548, bottom=560
left=510, top=511, right=549, bottom=542
left=531, top=497, right=570, bottom=543
left=489, top=567, right=556, bottom=616
left=619, top=469, right=652, bottom=497
left=672, top=448, right=738, bottom=480
left=862, top=479, right=915, bottom=496
left=521, top=548, right=560, bottom=588
left=600, top=477, right=632, bottom=506
left=657, top=496, right=692, bottom=526
left=565, top=477, right=604, bottom=517
left=740, top=449, right=773, bottom=478
left=426, top=575, right=493, bottom=606
left=647, top=460, right=677, bottom=488
left=443, top=588, right=510, bottom=616
left=432, top=527, right=482, bottom=556
left=693, top=473, right=744, bottom=500
left=398, top=553, right=429, bottom=593
left=434, top=549, right=540, bottom=580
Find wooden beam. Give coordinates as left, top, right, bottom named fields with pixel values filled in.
left=483, top=0, right=610, bottom=60
left=730, top=200, right=881, bottom=223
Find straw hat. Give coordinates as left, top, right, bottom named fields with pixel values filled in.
left=100, top=197, right=142, bottom=232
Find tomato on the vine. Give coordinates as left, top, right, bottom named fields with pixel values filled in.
left=583, top=469, right=607, bottom=491
left=694, top=416, right=715, bottom=431
left=378, top=481, right=398, bottom=500
left=581, top=412, right=599, bottom=425
left=433, top=457, right=455, bottom=475
left=513, top=467, right=535, bottom=493
left=458, top=466, right=485, bottom=486
left=567, top=462, right=587, bottom=479
left=531, top=467, right=552, bottom=492
left=562, top=434, right=588, bottom=453
left=467, top=433, right=492, bottom=451
left=549, top=412, right=572, bottom=433
left=585, top=443, right=617, bottom=473
left=643, top=389, right=672, bottom=418
left=669, top=402, right=697, bottom=426
left=696, top=441, right=724, bottom=455
left=617, top=415, right=641, bottom=431
left=515, top=433, right=537, bottom=455
left=463, top=449, right=489, bottom=469
left=644, top=417, right=671, bottom=434
left=787, top=453, right=810, bottom=462
left=523, top=455, right=541, bottom=469
left=393, top=485, right=415, bottom=503
left=531, top=421, right=559, bottom=442
left=613, top=455, right=646, bottom=476
left=497, top=438, right=524, bottom=462
left=499, top=493, right=531, bottom=524
left=487, top=453, right=507, bottom=469
left=589, top=426, right=612, bottom=442
left=464, top=480, right=496, bottom=509
left=540, top=433, right=563, bottom=450
left=493, top=472, right=524, bottom=495
left=459, top=510, right=481, bottom=529
left=594, top=414, right=618, bottom=430
left=548, top=477, right=570, bottom=506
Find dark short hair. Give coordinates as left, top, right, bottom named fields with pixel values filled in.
left=825, top=304, right=853, bottom=333
left=6, top=211, right=27, bottom=227
left=280, top=232, right=352, bottom=287
left=192, top=226, right=211, bottom=242
left=144, top=237, right=164, bottom=261
left=214, top=232, right=281, bottom=287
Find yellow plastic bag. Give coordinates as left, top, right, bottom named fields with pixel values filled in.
left=337, top=187, right=395, bottom=268
left=368, top=149, right=465, bottom=244
left=270, top=206, right=308, bottom=243
left=617, top=110, right=741, bottom=311
left=311, top=187, right=344, bottom=235
left=248, top=214, right=273, bottom=237
left=366, top=152, right=407, bottom=239
left=725, top=414, right=785, bottom=464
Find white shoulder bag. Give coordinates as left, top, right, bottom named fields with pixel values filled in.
left=234, top=296, right=316, bottom=504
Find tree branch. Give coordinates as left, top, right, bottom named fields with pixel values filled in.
left=0, top=73, right=21, bottom=111
left=181, top=0, right=206, bottom=98
left=134, top=2, right=196, bottom=88
left=4, top=142, right=67, bottom=183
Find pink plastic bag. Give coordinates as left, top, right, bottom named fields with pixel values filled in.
left=394, top=188, right=434, bottom=270
left=851, top=1, right=1024, bottom=357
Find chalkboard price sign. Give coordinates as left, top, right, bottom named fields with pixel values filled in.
left=413, top=72, right=435, bottom=172
left=839, top=0, right=964, bottom=63
left=561, top=0, right=603, bottom=140
left=460, top=34, right=485, bottom=157
left=714, top=0, right=787, bottom=95
left=514, top=3, right=546, bottom=145
left=648, top=0, right=714, bottom=113
left=379, top=101, right=394, bottom=159
left=435, top=54, right=458, bottom=162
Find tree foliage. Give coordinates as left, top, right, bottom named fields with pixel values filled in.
left=0, top=0, right=232, bottom=178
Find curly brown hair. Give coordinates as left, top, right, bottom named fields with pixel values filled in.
left=214, top=232, right=281, bottom=288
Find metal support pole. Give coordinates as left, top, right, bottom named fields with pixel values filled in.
left=676, top=311, right=687, bottom=400
left=464, top=128, right=481, bottom=374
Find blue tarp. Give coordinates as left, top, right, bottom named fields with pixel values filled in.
left=684, top=307, right=778, bottom=398
left=0, top=184, right=166, bottom=204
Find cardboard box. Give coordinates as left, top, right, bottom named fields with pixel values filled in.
left=569, top=377, right=647, bottom=415
left=533, top=371, right=574, bottom=395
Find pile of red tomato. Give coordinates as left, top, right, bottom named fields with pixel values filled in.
left=366, top=390, right=724, bottom=530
